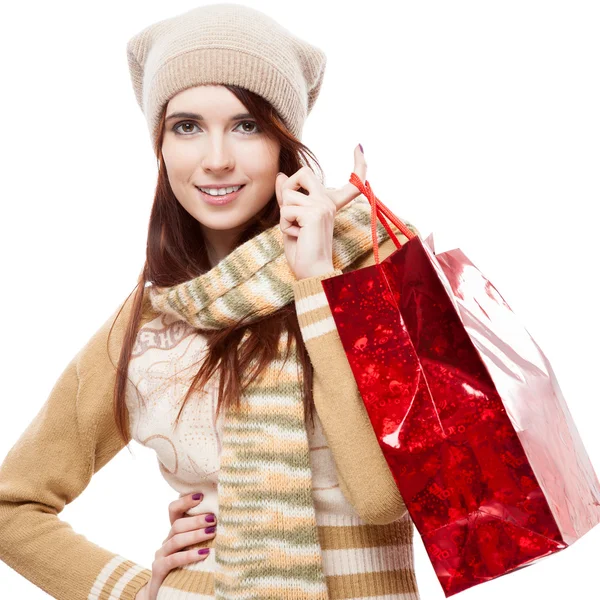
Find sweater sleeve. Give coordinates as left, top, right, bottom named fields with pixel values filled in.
left=292, top=219, right=422, bottom=526
left=0, top=296, right=153, bottom=599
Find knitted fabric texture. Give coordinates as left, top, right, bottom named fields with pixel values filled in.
left=148, top=195, right=419, bottom=598
left=126, top=2, right=327, bottom=148
left=148, top=197, right=418, bottom=330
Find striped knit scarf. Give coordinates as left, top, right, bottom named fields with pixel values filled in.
left=148, top=195, right=411, bottom=599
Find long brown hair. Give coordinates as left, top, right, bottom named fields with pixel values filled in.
left=109, top=85, right=325, bottom=450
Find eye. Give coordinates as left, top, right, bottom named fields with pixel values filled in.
left=172, top=120, right=261, bottom=136
left=172, top=121, right=200, bottom=135
left=234, top=120, right=260, bottom=135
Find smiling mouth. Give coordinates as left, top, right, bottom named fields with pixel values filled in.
left=196, top=184, right=246, bottom=205
left=197, top=184, right=245, bottom=194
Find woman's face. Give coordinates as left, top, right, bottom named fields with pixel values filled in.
left=161, top=85, right=281, bottom=267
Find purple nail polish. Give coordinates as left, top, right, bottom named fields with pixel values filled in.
left=192, top=493, right=203, bottom=501
left=205, top=526, right=216, bottom=534
left=206, top=514, right=215, bottom=522
left=198, top=548, right=210, bottom=555
left=359, top=143, right=364, bottom=154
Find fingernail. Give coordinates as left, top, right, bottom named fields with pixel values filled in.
left=198, top=548, right=210, bottom=555
left=192, top=493, right=203, bottom=501
left=205, top=526, right=216, bottom=534
left=359, top=143, right=364, bottom=154
left=206, top=514, right=216, bottom=522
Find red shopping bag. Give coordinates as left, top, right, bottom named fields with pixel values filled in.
left=320, top=173, right=600, bottom=597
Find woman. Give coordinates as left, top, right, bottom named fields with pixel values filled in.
left=0, top=4, right=422, bottom=599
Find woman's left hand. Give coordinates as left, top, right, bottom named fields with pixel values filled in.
left=275, top=144, right=367, bottom=280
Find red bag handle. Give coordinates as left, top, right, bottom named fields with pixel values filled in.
left=349, top=172, right=416, bottom=265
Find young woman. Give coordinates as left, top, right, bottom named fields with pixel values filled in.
left=0, top=4, right=421, bottom=600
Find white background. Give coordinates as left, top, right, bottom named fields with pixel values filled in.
left=1, top=1, right=599, bottom=598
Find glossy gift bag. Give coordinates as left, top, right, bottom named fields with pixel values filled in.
left=320, top=173, right=600, bottom=597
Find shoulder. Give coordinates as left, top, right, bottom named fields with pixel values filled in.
left=77, top=286, right=159, bottom=373
left=74, top=286, right=162, bottom=452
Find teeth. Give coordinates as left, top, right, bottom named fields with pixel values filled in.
left=199, top=185, right=242, bottom=196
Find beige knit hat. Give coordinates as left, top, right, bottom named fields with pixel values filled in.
left=126, top=3, right=327, bottom=148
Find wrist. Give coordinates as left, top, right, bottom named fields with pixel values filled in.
left=296, top=263, right=337, bottom=280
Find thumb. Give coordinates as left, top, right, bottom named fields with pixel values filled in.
left=352, top=144, right=367, bottom=185
left=327, top=144, right=368, bottom=211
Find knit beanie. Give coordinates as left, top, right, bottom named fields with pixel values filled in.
left=126, top=2, right=327, bottom=148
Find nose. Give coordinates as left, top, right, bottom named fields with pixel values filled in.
left=201, top=135, right=235, bottom=173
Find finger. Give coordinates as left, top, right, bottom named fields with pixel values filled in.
left=161, top=513, right=210, bottom=545
left=280, top=204, right=331, bottom=233
left=278, top=186, right=331, bottom=238
left=275, top=172, right=286, bottom=206
left=280, top=165, right=321, bottom=198
left=327, top=144, right=368, bottom=211
left=154, top=545, right=211, bottom=578
left=280, top=188, right=312, bottom=206
left=163, top=524, right=217, bottom=555
left=280, top=204, right=303, bottom=237
left=281, top=223, right=301, bottom=237
left=156, top=546, right=211, bottom=576
left=169, top=492, right=204, bottom=526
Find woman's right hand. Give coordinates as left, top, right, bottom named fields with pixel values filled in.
left=135, top=492, right=217, bottom=600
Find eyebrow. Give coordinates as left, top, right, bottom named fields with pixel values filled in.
left=165, top=111, right=254, bottom=123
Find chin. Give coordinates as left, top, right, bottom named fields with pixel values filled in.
left=194, top=210, right=251, bottom=231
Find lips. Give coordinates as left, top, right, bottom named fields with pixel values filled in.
left=197, top=184, right=245, bottom=192
left=196, top=184, right=245, bottom=205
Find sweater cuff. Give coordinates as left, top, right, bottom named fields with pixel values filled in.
left=89, top=557, right=152, bottom=600
left=292, top=268, right=343, bottom=340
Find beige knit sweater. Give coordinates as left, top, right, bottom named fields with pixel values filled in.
left=0, top=233, right=421, bottom=599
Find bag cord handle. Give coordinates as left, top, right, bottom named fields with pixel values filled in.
left=349, top=172, right=416, bottom=265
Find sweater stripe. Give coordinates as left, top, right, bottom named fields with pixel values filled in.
left=91, top=555, right=152, bottom=599
left=299, top=313, right=339, bottom=341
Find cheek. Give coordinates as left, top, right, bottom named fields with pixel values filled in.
left=165, top=161, right=196, bottom=190
left=162, top=141, right=198, bottom=174
left=242, top=142, right=279, bottom=178
left=243, top=166, right=278, bottom=190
